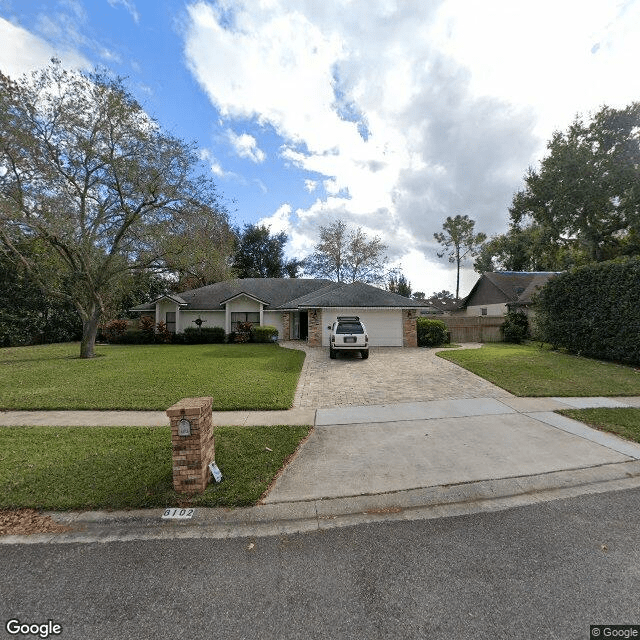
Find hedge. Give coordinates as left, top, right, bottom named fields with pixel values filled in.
left=535, top=258, right=640, bottom=365
left=181, top=326, right=226, bottom=344
left=252, top=325, right=279, bottom=343
left=416, top=317, right=448, bottom=347
left=105, top=324, right=277, bottom=345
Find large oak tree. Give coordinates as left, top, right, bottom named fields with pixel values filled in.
left=0, top=61, right=228, bottom=357
left=479, top=103, right=640, bottom=272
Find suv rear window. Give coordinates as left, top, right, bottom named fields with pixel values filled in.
left=336, top=322, right=364, bottom=334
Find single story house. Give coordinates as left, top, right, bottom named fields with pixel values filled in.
left=456, top=271, right=560, bottom=317
left=419, top=297, right=460, bottom=316
left=131, top=278, right=424, bottom=347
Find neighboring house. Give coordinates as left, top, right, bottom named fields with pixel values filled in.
left=419, top=297, right=460, bottom=316
left=131, top=278, right=424, bottom=347
left=456, top=271, right=560, bottom=317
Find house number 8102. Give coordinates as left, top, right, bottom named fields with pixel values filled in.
left=162, top=508, right=195, bottom=519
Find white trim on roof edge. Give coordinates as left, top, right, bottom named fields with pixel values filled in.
left=297, top=305, right=412, bottom=310
left=219, top=291, right=270, bottom=306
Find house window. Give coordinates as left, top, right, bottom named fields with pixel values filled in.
left=165, top=312, right=176, bottom=333
left=481, top=308, right=488, bottom=316
left=231, top=312, right=260, bottom=332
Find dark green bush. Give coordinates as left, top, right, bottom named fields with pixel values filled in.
left=181, top=326, right=226, bottom=344
left=500, top=311, right=530, bottom=343
left=116, top=330, right=151, bottom=345
left=417, top=318, right=448, bottom=347
left=535, top=258, right=640, bottom=365
left=252, top=325, right=279, bottom=343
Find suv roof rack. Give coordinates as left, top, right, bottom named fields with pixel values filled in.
left=337, top=315, right=359, bottom=321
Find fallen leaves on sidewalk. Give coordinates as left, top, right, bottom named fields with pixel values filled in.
left=0, top=509, right=72, bottom=536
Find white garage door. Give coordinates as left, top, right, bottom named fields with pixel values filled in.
left=321, top=309, right=403, bottom=347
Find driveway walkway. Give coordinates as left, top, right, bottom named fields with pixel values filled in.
left=281, top=342, right=512, bottom=408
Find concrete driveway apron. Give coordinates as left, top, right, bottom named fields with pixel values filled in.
left=264, top=396, right=640, bottom=504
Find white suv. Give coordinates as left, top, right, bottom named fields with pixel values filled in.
left=329, top=316, right=369, bottom=359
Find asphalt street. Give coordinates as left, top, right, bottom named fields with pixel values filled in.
left=2, top=487, right=639, bottom=640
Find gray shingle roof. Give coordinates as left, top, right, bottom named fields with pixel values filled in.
left=131, top=278, right=422, bottom=311
left=284, top=281, right=423, bottom=308
left=460, top=271, right=560, bottom=308
left=510, top=273, right=559, bottom=306
left=424, top=297, right=461, bottom=312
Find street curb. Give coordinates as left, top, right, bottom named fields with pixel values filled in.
left=3, top=460, right=639, bottom=545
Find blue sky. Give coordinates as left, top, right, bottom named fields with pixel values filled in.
left=1, top=0, right=639, bottom=295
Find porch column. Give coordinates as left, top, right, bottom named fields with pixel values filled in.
left=282, top=312, right=291, bottom=340
left=307, top=309, right=322, bottom=347
left=402, top=309, right=417, bottom=347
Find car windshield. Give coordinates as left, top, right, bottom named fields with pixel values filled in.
left=336, top=323, right=364, bottom=334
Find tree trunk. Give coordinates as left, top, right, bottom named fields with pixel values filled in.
left=80, top=308, right=102, bottom=359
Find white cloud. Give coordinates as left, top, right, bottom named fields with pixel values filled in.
left=226, top=130, right=266, bottom=163
left=107, top=0, right=140, bottom=24
left=428, top=0, right=640, bottom=141
left=258, top=203, right=292, bottom=235
left=253, top=178, right=268, bottom=194
left=0, top=17, right=88, bottom=77
left=183, top=0, right=640, bottom=295
left=209, top=159, right=230, bottom=178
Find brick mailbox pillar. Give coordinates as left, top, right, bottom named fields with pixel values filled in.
left=166, top=397, right=214, bottom=493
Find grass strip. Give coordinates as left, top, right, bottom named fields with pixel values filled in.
left=438, top=343, right=640, bottom=397
left=558, top=408, right=640, bottom=444
left=0, top=424, right=311, bottom=510
left=0, top=342, right=305, bottom=410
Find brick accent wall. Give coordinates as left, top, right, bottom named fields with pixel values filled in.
left=166, top=397, right=214, bottom=494
left=282, top=312, right=290, bottom=340
left=402, top=309, right=417, bottom=347
left=307, top=308, right=322, bottom=346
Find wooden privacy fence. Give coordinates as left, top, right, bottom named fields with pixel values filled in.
left=439, top=316, right=505, bottom=343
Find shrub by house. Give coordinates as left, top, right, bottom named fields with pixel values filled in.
left=417, top=318, right=448, bottom=347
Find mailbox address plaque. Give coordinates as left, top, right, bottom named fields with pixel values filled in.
left=178, top=418, right=191, bottom=437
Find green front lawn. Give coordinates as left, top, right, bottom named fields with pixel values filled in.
left=559, top=408, right=640, bottom=444
left=0, top=424, right=311, bottom=510
left=438, top=343, right=640, bottom=397
left=0, top=342, right=305, bottom=410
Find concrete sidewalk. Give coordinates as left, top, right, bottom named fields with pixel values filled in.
left=0, top=407, right=316, bottom=427
left=1, top=396, right=638, bottom=427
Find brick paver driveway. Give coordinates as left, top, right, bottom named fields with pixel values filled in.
left=281, top=342, right=513, bottom=408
